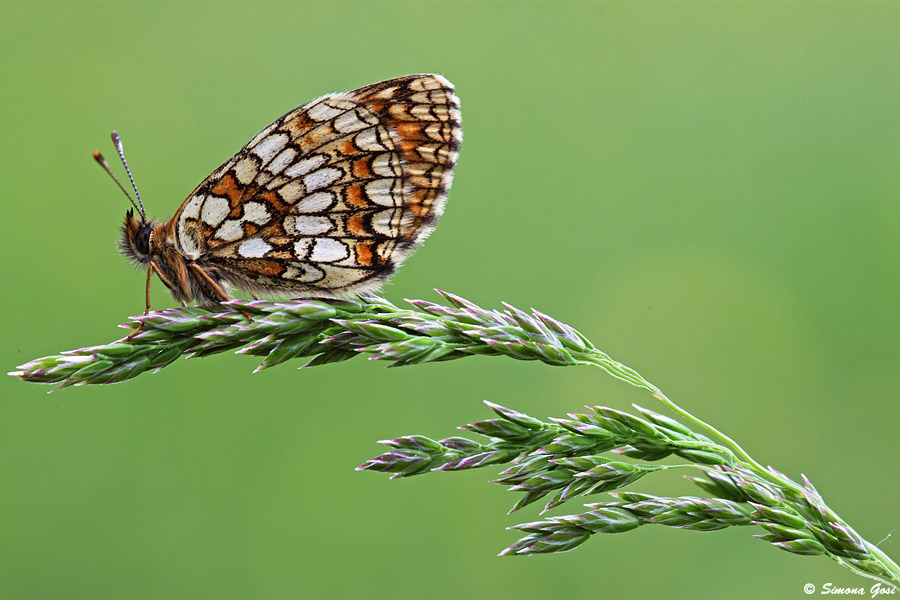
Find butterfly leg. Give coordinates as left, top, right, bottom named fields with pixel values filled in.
left=188, top=263, right=253, bottom=321
left=143, top=265, right=154, bottom=315
left=126, top=260, right=183, bottom=341
left=149, top=260, right=179, bottom=303
left=124, top=264, right=157, bottom=340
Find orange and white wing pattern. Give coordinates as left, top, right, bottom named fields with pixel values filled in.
left=172, top=74, right=461, bottom=297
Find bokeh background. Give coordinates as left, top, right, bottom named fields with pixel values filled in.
left=2, top=1, right=899, bottom=598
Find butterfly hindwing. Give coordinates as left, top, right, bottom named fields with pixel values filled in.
left=171, top=74, right=462, bottom=297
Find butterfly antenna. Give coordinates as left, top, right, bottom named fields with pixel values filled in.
left=110, top=131, right=146, bottom=218
left=92, top=131, right=146, bottom=218
left=92, top=149, right=142, bottom=216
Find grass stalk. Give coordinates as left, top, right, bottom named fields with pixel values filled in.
left=10, top=291, right=898, bottom=589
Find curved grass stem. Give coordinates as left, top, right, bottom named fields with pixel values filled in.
left=9, top=291, right=898, bottom=588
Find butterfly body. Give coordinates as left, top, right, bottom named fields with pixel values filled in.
left=119, top=210, right=223, bottom=305
left=111, top=74, right=462, bottom=309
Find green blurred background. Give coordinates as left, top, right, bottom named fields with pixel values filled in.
left=2, top=1, right=899, bottom=598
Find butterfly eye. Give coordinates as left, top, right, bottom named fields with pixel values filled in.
left=135, top=225, right=152, bottom=255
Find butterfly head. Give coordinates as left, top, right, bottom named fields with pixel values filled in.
left=120, top=208, right=157, bottom=266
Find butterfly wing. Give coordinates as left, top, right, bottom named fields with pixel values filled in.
left=172, top=74, right=461, bottom=297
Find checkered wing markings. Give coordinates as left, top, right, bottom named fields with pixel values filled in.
left=174, top=73, right=461, bottom=294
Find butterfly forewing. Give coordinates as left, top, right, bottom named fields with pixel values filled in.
left=172, top=74, right=461, bottom=297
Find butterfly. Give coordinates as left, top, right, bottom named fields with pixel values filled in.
left=94, top=74, right=462, bottom=314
